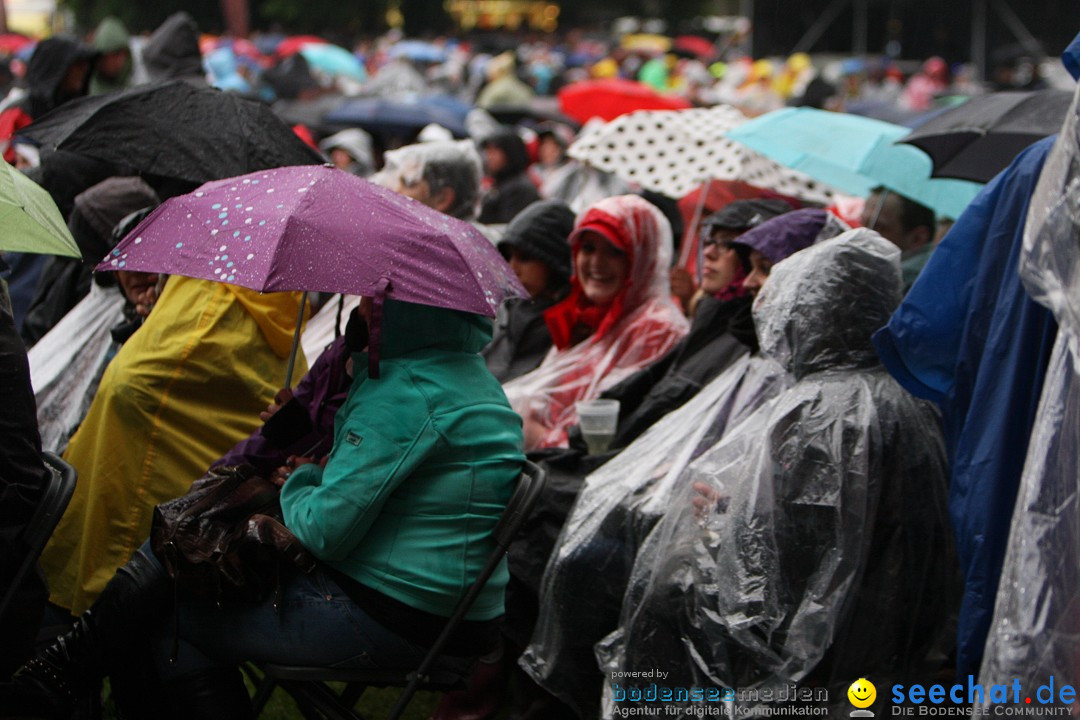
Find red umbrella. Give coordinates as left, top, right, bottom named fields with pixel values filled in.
left=0, top=33, right=34, bottom=56
left=557, top=79, right=692, bottom=124
left=275, top=35, right=329, bottom=58
left=676, top=180, right=802, bottom=274
left=673, top=35, right=715, bottom=60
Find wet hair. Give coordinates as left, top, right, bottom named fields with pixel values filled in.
left=636, top=190, right=684, bottom=253
left=870, top=186, right=935, bottom=235
left=480, top=130, right=530, bottom=181
left=422, top=151, right=482, bottom=221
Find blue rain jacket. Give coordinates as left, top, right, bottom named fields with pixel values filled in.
left=872, top=137, right=1059, bottom=676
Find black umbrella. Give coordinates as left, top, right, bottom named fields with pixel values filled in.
left=485, top=100, right=581, bottom=132
left=271, top=94, right=346, bottom=135
left=261, top=53, right=319, bottom=101
left=321, top=95, right=471, bottom=138
left=17, top=81, right=324, bottom=187
left=899, top=89, right=1072, bottom=183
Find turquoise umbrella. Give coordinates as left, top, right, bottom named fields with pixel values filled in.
left=298, top=44, right=367, bottom=82
left=727, top=107, right=983, bottom=219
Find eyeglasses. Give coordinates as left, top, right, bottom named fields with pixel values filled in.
left=701, top=235, right=735, bottom=250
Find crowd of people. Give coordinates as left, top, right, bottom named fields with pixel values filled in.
left=0, top=10, right=1077, bottom=720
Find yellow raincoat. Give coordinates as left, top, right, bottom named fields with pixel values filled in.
left=40, top=276, right=307, bottom=614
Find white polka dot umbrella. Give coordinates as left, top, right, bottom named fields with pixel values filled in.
left=567, top=105, right=840, bottom=204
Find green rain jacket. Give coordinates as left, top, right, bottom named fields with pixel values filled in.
left=89, top=16, right=131, bottom=95
left=281, top=298, right=525, bottom=620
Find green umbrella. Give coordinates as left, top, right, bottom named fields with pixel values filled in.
left=0, top=160, right=80, bottom=258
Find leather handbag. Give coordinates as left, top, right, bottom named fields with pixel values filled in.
left=151, top=463, right=317, bottom=605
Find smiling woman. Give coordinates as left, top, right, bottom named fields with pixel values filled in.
left=574, top=233, right=630, bottom=307
left=502, top=195, right=690, bottom=450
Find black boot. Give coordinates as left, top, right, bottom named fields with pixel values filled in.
left=107, top=645, right=168, bottom=720
left=161, top=668, right=254, bottom=720
left=0, top=548, right=171, bottom=719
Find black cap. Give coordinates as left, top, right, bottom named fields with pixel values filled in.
left=702, top=198, right=793, bottom=234
left=497, top=200, right=574, bottom=287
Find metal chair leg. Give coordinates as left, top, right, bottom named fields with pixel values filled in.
left=338, top=682, right=368, bottom=710
left=245, top=663, right=278, bottom=716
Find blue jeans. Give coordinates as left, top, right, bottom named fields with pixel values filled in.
left=139, top=542, right=465, bottom=680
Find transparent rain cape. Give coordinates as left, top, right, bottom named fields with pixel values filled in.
left=519, top=352, right=788, bottom=716
left=370, top=139, right=483, bottom=222
left=590, top=231, right=956, bottom=716
left=28, top=284, right=125, bottom=453
left=503, top=195, right=689, bottom=450
left=979, top=82, right=1080, bottom=703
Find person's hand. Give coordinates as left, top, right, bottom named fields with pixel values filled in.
left=269, top=455, right=317, bottom=487
left=117, top=271, right=162, bottom=316
left=269, top=464, right=290, bottom=487
left=133, top=286, right=158, bottom=317
left=670, top=267, right=696, bottom=314
left=691, top=481, right=728, bottom=519
left=522, top=415, right=550, bottom=452
left=259, top=388, right=294, bottom=422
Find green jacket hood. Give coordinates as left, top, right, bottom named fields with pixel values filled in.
left=378, top=298, right=493, bottom=359
left=93, top=17, right=130, bottom=53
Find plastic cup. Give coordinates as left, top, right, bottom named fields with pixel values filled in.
left=575, top=399, right=620, bottom=454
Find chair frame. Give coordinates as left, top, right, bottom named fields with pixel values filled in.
left=0, top=452, right=77, bottom=621
left=250, top=460, right=547, bottom=720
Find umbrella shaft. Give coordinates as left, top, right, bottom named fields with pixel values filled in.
left=680, top=181, right=711, bottom=270
left=285, top=291, right=308, bottom=389
left=866, top=189, right=888, bottom=232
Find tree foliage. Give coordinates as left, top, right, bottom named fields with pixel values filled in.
left=258, top=0, right=391, bottom=36
left=60, top=0, right=713, bottom=39
left=61, top=0, right=228, bottom=34
left=59, top=0, right=393, bottom=36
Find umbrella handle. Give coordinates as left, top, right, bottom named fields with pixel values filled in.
left=284, top=290, right=308, bottom=389
left=679, top=178, right=711, bottom=272
left=865, top=188, right=888, bottom=232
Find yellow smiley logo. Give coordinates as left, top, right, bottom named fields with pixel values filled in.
left=848, top=678, right=876, bottom=708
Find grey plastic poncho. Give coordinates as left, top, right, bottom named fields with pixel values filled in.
left=519, top=353, right=788, bottom=716
left=978, top=81, right=1080, bottom=700
left=594, top=230, right=956, bottom=715
left=369, top=140, right=482, bottom=222
left=29, top=284, right=125, bottom=453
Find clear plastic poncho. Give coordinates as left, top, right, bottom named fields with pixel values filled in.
left=542, top=162, right=633, bottom=214
left=596, top=230, right=956, bottom=715
left=502, top=195, right=689, bottom=450
left=359, top=58, right=429, bottom=97
left=520, top=352, right=789, bottom=717
left=978, top=82, right=1080, bottom=702
left=28, top=283, right=126, bottom=453
left=301, top=294, right=362, bottom=367
left=369, top=140, right=483, bottom=222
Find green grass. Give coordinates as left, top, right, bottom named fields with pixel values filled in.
left=253, top=683, right=441, bottom=720
left=102, top=677, right=441, bottom=719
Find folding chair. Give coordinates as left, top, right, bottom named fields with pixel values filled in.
left=0, top=452, right=78, bottom=621
left=250, top=460, right=547, bottom=720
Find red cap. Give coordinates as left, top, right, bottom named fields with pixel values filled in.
left=569, top=207, right=629, bottom=253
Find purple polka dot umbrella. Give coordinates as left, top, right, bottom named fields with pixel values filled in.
left=98, top=165, right=526, bottom=382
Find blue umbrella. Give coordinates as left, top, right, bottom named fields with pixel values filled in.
left=389, top=40, right=448, bottom=64
left=323, top=95, right=470, bottom=138
left=727, top=107, right=983, bottom=219
left=419, top=94, right=473, bottom=118
left=298, top=44, right=367, bottom=82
